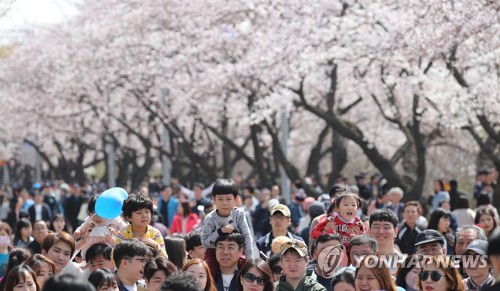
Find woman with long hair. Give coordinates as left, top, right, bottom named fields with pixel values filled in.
left=49, top=213, right=72, bottom=234
left=395, top=255, right=420, bottom=291
left=355, top=256, right=396, bottom=291
left=0, top=248, right=31, bottom=290
left=236, top=259, right=274, bottom=291
left=164, top=236, right=187, bottom=269
left=417, top=256, right=464, bottom=291
left=0, top=222, right=12, bottom=277
left=13, top=218, right=33, bottom=248
left=3, top=264, right=40, bottom=291
left=427, top=208, right=455, bottom=254
left=170, top=202, right=199, bottom=236
left=25, top=254, right=56, bottom=288
left=475, top=207, right=498, bottom=239
left=182, top=258, right=217, bottom=291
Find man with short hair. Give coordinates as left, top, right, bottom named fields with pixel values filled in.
left=386, top=187, right=404, bottom=222
left=455, top=225, right=487, bottom=256
left=113, top=239, right=151, bottom=291
left=396, top=201, right=424, bottom=255
left=255, top=204, right=303, bottom=258
left=27, top=220, right=49, bottom=254
left=355, top=173, right=372, bottom=201
left=28, top=190, right=52, bottom=225
left=415, top=230, right=446, bottom=256
left=185, top=229, right=206, bottom=260
left=41, top=231, right=81, bottom=275
left=214, top=232, right=245, bottom=291
left=369, top=208, right=401, bottom=256
left=276, top=239, right=326, bottom=291
left=349, top=235, right=378, bottom=265
left=289, top=190, right=306, bottom=231
left=456, top=225, right=488, bottom=279
left=462, top=240, right=495, bottom=290
left=335, top=235, right=378, bottom=275
left=311, top=234, right=345, bottom=291
left=157, top=185, right=178, bottom=228
left=86, top=243, right=114, bottom=273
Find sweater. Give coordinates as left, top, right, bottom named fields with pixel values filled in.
left=201, top=207, right=255, bottom=259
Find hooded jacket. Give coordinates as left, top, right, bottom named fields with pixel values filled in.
left=275, top=269, right=327, bottom=291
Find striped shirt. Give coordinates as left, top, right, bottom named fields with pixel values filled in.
left=115, top=225, right=167, bottom=258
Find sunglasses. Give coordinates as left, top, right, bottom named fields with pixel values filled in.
left=243, top=273, right=268, bottom=286
left=280, top=239, right=308, bottom=253
left=419, top=270, right=443, bottom=282
left=271, top=266, right=283, bottom=275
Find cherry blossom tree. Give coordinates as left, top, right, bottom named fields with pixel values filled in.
left=0, top=0, right=496, bottom=200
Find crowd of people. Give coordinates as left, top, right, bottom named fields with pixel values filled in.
left=0, top=168, right=497, bottom=291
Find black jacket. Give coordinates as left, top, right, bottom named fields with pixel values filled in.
left=214, top=268, right=238, bottom=291
left=395, top=222, right=423, bottom=255
left=27, top=203, right=52, bottom=225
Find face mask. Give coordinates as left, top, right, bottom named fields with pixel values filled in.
left=0, top=236, right=9, bottom=248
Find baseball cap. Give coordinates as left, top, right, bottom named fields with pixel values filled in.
left=268, top=199, right=280, bottom=210
left=280, top=238, right=308, bottom=257
left=295, top=189, right=306, bottom=200
left=415, top=230, right=445, bottom=246
left=271, top=204, right=291, bottom=217
left=271, top=236, right=291, bottom=254
left=464, top=239, right=488, bottom=256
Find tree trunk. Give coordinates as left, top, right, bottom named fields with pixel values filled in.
left=328, top=131, right=348, bottom=188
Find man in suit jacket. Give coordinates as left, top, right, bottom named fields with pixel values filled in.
left=28, top=191, right=52, bottom=225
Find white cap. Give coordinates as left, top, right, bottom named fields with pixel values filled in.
left=268, top=199, right=280, bottom=209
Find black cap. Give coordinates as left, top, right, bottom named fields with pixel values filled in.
left=415, top=230, right=445, bottom=246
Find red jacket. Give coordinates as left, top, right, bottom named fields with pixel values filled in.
left=170, top=213, right=199, bottom=235
left=311, top=213, right=366, bottom=244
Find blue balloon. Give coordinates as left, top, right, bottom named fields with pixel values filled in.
left=33, top=182, right=41, bottom=190
left=95, top=187, right=129, bottom=219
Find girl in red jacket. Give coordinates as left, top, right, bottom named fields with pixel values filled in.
left=311, top=192, right=366, bottom=253
left=170, top=201, right=199, bottom=236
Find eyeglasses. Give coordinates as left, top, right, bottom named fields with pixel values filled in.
left=127, top=257, right=148, bottom=266
left=419, top=270, right=443, bottom=282
left=243, top=273, right=268, bottom=286
left=271, top=266, right=283, bottom=275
